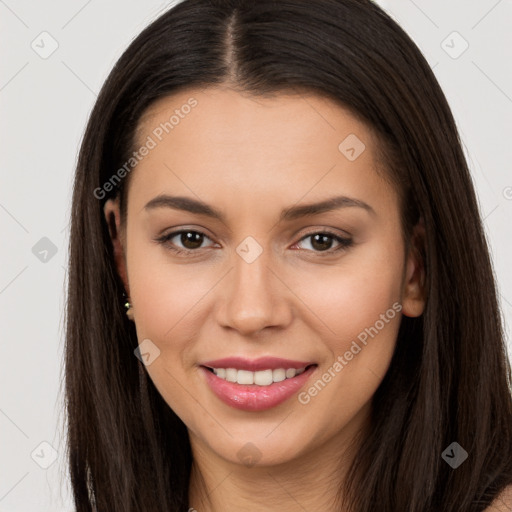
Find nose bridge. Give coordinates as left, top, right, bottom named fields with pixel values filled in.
left=219, top=236, right=289, bottom=334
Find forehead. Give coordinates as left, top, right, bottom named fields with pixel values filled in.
left=128, top=86, right=397, bottom=217
left=136, top=85, right=371, bottom=151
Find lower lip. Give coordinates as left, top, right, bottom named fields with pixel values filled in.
left=200, top=365, right=317, bottom=411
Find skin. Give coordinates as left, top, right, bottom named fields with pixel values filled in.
left=104, top=85, right=427, bottom=511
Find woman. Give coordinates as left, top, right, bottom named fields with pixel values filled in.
left=64, top=0, right=512, bottom=510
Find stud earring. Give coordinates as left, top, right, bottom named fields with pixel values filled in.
left=123, top=293, right=134, bottom=321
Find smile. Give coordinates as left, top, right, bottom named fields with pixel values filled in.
left=199, top=358, right=318, bottom=411
left=206, top=366, right=309, bottom=385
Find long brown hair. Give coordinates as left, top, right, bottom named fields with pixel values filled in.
left=64, top=0, right=512, bottom=510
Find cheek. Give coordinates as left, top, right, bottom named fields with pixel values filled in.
left=125, top=244, right=214, bottom=425
left=126, top=245, right=217, bottom=349
left=123, top=228, right=211, bottom=384
left=291, top=237, right=404, bottom=433
left=287, top=232, right=404, bottom=348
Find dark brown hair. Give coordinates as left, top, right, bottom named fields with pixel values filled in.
left=64, top=0, right=512, bottom=510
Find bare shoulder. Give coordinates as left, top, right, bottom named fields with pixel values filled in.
left=483, top=484, right=512, bottom=511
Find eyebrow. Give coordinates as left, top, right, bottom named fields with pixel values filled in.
left=143, top=194, right=375, bottom=222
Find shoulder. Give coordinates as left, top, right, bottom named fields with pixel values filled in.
left=483, top=484, right=512, bottom=511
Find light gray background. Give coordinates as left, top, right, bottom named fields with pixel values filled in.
left=1, top=0, right=511, bottom=510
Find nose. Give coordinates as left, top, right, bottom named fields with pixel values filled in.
left=217, top=246, right=292, bottom=336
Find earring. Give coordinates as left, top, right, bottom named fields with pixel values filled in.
left=123, top=292, right=134, bottom=321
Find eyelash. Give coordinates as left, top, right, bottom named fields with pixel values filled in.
left=154, top=229, right=353, bottom=257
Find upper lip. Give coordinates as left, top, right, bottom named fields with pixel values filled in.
left=200, top=356, right=316, bottom=371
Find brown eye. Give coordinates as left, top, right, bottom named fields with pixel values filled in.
left=294, top=231, right=353, bottom=255
left=156, top=230, right=216, bottom=254
left=310, top=233, right=335, bottom=251
left=178, top=231, right=205, bottom=250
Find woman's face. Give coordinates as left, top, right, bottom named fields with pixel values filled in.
left=105, top=86, right=424, bottom=468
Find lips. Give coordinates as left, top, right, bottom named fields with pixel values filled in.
left=199, top=356, right=318, bottom=411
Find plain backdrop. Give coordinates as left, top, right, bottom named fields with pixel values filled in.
left=1, top=0, right=511, bottom=510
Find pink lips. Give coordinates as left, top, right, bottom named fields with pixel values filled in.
left=199, top=357, right=317, bottom=411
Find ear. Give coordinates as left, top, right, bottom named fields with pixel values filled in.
left=103, top=196, right=130, bottom=295
left=401, top=217, right=427, bottom=318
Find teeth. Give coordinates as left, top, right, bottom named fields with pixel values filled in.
left=285, top=368, right=296, bottom=378
left=272, top=368, right=286, bottom=383
left=225, top=368, right=237, bottom=383
left=212, top=366, right=308, bottom=386
left=255, top=369, right=273, bottom=386
left=237, top=370, right=254, bottom=385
